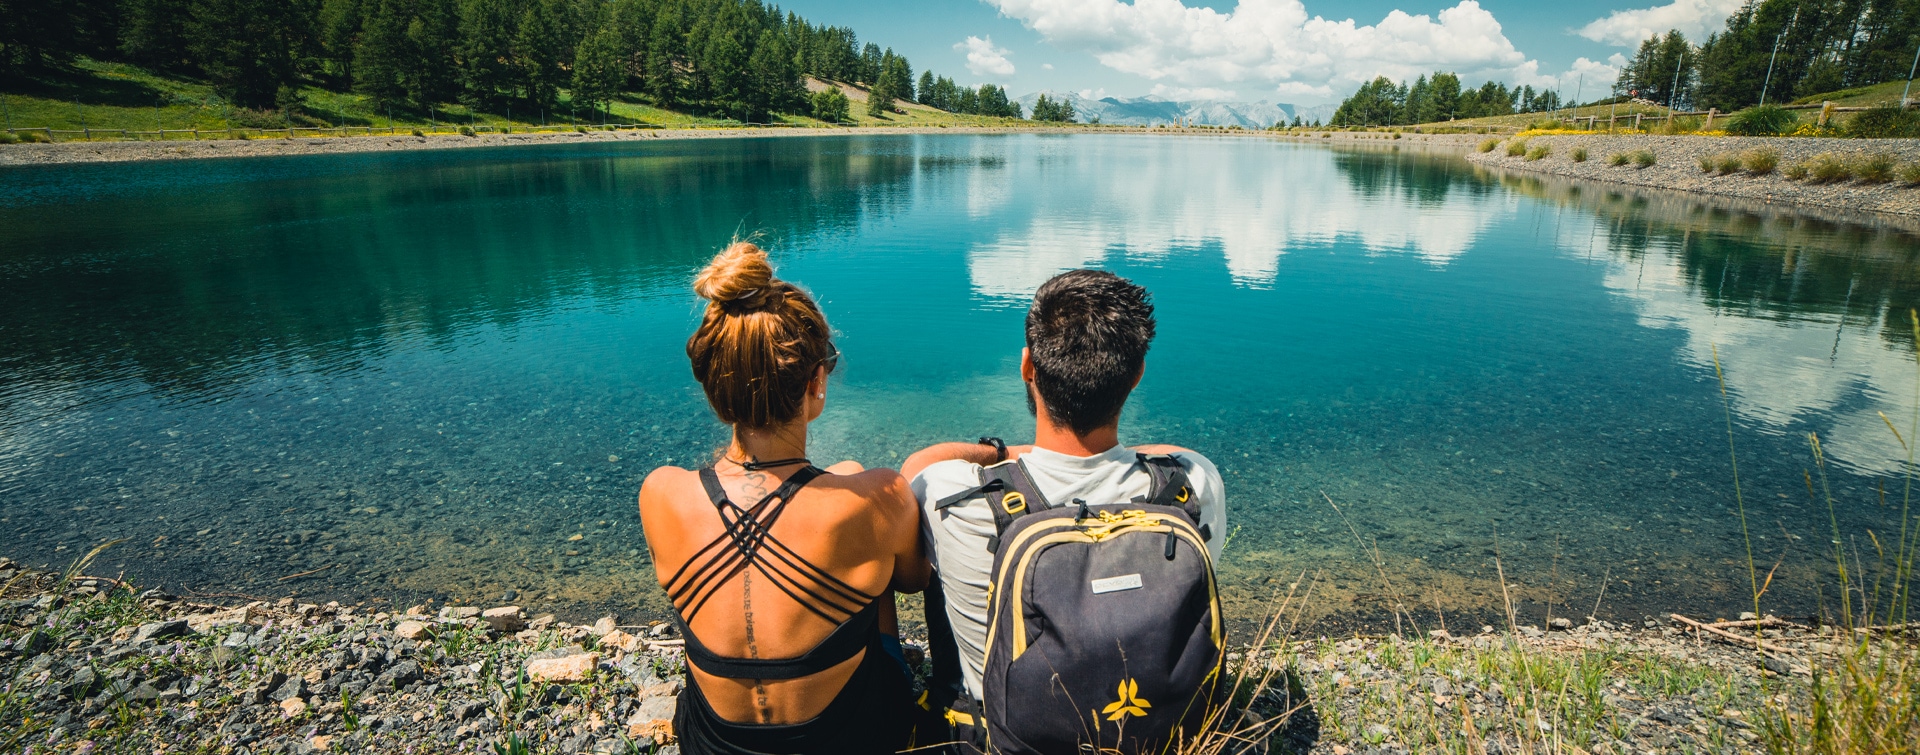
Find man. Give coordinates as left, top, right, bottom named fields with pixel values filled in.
left=900, top=269, right=1228, bottom=730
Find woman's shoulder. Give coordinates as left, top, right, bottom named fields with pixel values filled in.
left=812, top=466, right=913, bottom=513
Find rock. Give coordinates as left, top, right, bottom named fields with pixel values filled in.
left=133, top=620, right=192, bottom=643
left=271, top=676, right=307, bottom=702
left=16, top=628, right=51, bottom=655
left=189, top=605, right=261, bottom=633
left=439, top=606, right=482, bottom=621
left=626, top=694, right=677, bottom=743
left=223, top=630, right=252, bottom=647
left=527, top=652, right=599, bottom=684
left=589, top=616, right=617, bottom=637
left=210, top=646, right=240, bottom=668
left=280, top=696, right=309, bottom=718
left=394, top=621, right=432, bottom=641
left=376, top=659, right=422, bottom=690
left=64, top=667, right=99, bottom=700
left=649, top=623, right=676, bottom=639
left=1549, top=618, right=1573, bottom=631
left=1519, top=626, right=1544, bottom=638
left=482, top=606, right=526, bottom=632
left=598, top=630, right=641, bottom=653
left=528, top=614, right=557, bottom=631
left=126, top=683, right=162, bottom=703
left=406, top=604, right=430, bottom=617
left=453, top=700, right=487, bottom=720
left=309, top=735, right=333, bottom=751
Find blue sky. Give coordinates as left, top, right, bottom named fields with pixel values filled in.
left=776, top=0, right=1741, bottom=105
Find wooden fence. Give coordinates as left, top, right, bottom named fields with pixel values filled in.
left=5, top=121, right=810, bottom=143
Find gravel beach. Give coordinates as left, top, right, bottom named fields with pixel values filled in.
left=1467, top=133, right=1920, bottom=219
left=5, top=553, right=1883, bottom=754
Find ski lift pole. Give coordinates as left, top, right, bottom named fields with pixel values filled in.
left=1760, top=10, right=1797, bottom=107
left=1903, top=37, right=1920, bottom=107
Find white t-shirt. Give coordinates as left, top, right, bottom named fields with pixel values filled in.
left=913, top=445, right=1227, bottom=699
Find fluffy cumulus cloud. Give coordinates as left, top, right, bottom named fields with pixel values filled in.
left=957, top=35, right=1017, bottom=78
left=1577, top=0, right=1744, bottom=47
left=983, top=0, right=1574, bottom=100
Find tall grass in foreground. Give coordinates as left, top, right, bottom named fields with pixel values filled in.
left=1737, top=312, right=1920, bottom=753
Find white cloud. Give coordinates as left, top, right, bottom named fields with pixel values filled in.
left=959, top=138, right=1501, bottom=301
left=1577, top=0, right=1743, bottom=47
left=1151, top=83, right=1240, bottom=100
left=1078, top=87, right=1108, bottom=99
left=1043, top=63, right=1055, bottom=70
left=984, top=0, right=1552, bottom=102
left=956, top=35, right=1017, bottom=78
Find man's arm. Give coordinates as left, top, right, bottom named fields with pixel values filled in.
left=900, top=441, right=1033, bottom=481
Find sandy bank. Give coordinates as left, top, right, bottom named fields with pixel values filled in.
left=1467, top=133, right=1920, bottom=219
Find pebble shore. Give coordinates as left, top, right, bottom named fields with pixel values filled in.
left=5, top=552, right=1873, bottom=755
left=1467, top=133, right=1920, bottom=219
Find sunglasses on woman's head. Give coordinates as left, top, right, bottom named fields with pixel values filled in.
left=820, top=344, right=841, bottom=374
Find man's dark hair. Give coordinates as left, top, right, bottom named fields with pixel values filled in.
left=1025, top=270, right=1156, bottom=434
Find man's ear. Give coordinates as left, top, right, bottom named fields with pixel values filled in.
left=1020, top=347, right=1035, bottom=382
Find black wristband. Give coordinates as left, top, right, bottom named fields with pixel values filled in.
left=977, top=436, right=1008, bottom=464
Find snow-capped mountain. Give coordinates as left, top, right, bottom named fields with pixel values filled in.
left=1014, top=92, right=1303, bottom=128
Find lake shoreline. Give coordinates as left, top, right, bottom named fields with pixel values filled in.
left=1466, top=133, right=1920, bottom=219
left=0, top=125, right=1488, bottom=167
left=0, top=554, right=1856, bottom=754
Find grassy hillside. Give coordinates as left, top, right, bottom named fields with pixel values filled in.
left=0, top=58, right=1017, bottom=138
left=1788, top=79, right=1918, bottom=108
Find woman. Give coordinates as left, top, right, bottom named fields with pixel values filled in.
left=639, top=242, right=929, bottom=754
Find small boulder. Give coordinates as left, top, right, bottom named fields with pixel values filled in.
left=648, top=623, right=676, bottom=640
left=588, top=616, right=617, bottom=637
left=439, top=606, right=482, bottom=621
left=598, top=630, right=640, bottom=653
left=527, top=652, right=599, bottom=684
left=376, top=659, right=422, bottom=690
left=394, top=621, right=432, bottom=641
left=1549, top=618, right=1573, bottom=631
left=271, top=676, right=307, bottom=702
left=133, top=620, right=191, bottom=643
left=626, top=694, right=677, bottom=742
left=280, top=696, right=309, bottom=718
left=482, top=606, right=526, bottom=632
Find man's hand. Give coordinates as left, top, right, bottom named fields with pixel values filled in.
left=900, top=441, right=1033, bottom=480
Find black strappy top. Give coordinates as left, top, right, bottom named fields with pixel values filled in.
left=664, top=465, right=884, bottom=680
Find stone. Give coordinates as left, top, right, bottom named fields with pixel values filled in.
left=1519, top=626, right=1544, bottom=638
left=528, top=615, right=557, bottom=631
left=210, top=646, right=240, bottom=668
left=482, top=606, right=526, bottom=632
left=394, top=621, right=432, bottom=641
left=598, top=630, right=640, bottom=653
left=439, top=606, right=482, bottom=621
left=310, top=735, right=333, bottom=751
left=376, top=660, right=422, bottom=690
left=133, top=620, right=191, bottom=643
left=190, top=606, right=262, bottom=633
left=589, top=617, right=617, bottom=637
left=280, top=696, right=309, bottom=718
left=16, top=628, right=51, bottom=655
left=626, top=694, right=676, bottom=743
left=1549, top=618, right=1573, bottom=631
left=649, top=623, right=676, bottom=639
left=453, top=701, right=487, bottom=720
left=271, top=676, right=307, bottom=702
left=527, top=652, right=599, bottom=684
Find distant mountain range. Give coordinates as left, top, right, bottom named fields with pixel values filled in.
left=1013, top=92, right=1337, bottom=128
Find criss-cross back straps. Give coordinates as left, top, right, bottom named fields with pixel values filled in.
left=663, top=466, right=881, bottom=626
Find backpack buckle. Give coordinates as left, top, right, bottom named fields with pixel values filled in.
left=1000, top=491, right=1027, bottom=515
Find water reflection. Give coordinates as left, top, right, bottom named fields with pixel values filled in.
left=1, top=135, right=1916, bottom=629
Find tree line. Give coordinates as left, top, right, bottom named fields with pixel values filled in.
left=1691, top=0, right=1920, bottom=110
left=1, top=0, right=1035, bottom=123
left=1331, top=73, right=1563, bottom=127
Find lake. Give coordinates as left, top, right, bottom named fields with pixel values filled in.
left=4, top=133, right=1918, bottom=632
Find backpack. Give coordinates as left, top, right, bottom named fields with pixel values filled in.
left=954, top=453, right=1225, bottom=755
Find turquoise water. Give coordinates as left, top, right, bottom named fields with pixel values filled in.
left=4, top=134, right=1919, bottom=631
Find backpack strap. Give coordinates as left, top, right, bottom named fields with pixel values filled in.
left=932, top=460, right=1048, bottom=553
left=1136, top=453, right=1210, bottom=543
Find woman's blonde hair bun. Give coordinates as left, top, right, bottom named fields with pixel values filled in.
left=693, top=242, right=777, bottom=310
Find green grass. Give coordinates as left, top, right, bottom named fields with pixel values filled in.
left=1745, top=147, right=1780, bottom=175
left=1790, top=79, right=1919, bottom=108
left=0, top=58, right=1018, bottom=140
left=1571, top=147, right=1587, bottom=162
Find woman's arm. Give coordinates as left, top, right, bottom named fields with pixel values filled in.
left=875, top=471, right=932, bottom=593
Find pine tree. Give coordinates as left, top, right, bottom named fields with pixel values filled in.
left=644, top=6, right=682, bottom=109
left=516, top=0, right=568, bottom=109
left=858, top=42, right=880, bottom=83
left=457, top=0, right=517, bottom=107
left=407, top=0, right=460, bottom=107
left=316, top=0, right=361, bottom=82
left=572, top=17, right=626, bottom=116
left=917, top=70, right=935, bottom=105
left=189, top=0, right=303, bottom=108
left=354, top=0, right=410, bottom=106
left=123, top=0, right=196, bottom=70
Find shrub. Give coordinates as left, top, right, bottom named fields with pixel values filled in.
left=0, top=131, right=16, bottom=145
left=810, top=87, right=851, bottom=123
left=1633, top=149, right=1657, bottom=167
left=1572, top=147, right=1588, bottom=162
left=1697, top=155, right=1715, bottom=173
left=1392, top=132, right=1402, bottom=139
left=411, top=129, right=424, bottom=137
left=1477, top=137, right=1499, bottom=153
left=1901, top=163, right=1920, bottom=185
left=1506, top=140, right=1527, bottom=156
left=1608, top=152, right=1630, bottom=167
left=500, top=126, right=512, bottom=134
left=1320, top=132, right=1330, bottom=138
left=1844, top=105, right=1920, bottom=139
left=1810, top=153, right=1853, bottom=183
left=1725, top=104, right=1798, bottom=136
left=1743, top=147, right=1779, bottom=175
left=1858, top=153, right=1897, bottom=183
left=1525, top=144, right=1550, bottom=161
left=460, top=126, right=475, bottom=137
left=1785, top=161, right=1810, bottom=180
left=1528, top=118, right=1561, bottom=131
left=1716, top=153, right=1744, bottom=174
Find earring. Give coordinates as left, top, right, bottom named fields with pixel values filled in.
left=816, top=393, right=825, bottom=399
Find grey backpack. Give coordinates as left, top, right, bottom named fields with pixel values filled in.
left=944, top=453, right=1225, bottom=754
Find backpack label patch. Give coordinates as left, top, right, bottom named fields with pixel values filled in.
left=1101, top=678, right=1152, bottom=721
left=1090, top=574, right=1143, bottom=594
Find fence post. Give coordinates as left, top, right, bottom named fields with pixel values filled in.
left=1818, top=101, right=1835, bottom=127
left=1633, top=113, right=1642, bottom=131
left=1705, top=108, right=1716, bottom=130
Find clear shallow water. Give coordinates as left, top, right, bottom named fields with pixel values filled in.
left=4, top=134, right=1919, bottom=631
